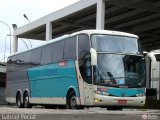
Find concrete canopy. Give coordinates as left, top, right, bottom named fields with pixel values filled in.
left=13, top=0, right=160, bottom=53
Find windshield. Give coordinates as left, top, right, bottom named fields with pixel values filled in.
left=94, top=54, right=145, bottom=88
left=91, top=34, right=141, bottom=54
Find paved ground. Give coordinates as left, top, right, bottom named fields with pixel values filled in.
left=0, top=105, right=159, bottom=120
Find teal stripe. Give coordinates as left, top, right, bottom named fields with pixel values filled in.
left=107, top=88, right=145, bottom=97
left=27, top=60, right=78, bottom=98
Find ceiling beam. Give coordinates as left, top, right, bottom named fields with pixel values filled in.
left=22, top=21, right=94, bottom=40
left=105, top=9, right=144, bottom=24
left=53, top=28, right=83, bottom=38
left=143, top=33, right=160, bottom=38
left=75, top=6, right=122, bottom=24
left=144, top=44, right=160, bottom=51
left=141, top=37, right=160, bottom=44
left=58, top=21, right=94, bottom=29
left=114, top=13, right=160, bottom=29
left=106, top=0, right=160, bottom=12
left=132, top=20, right=160, bottom=33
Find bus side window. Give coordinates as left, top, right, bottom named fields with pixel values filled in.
left=16, top=53, right=24, bottom=71
left=7, top=56, right=16, bottom=72
left=31, top=48, right=41, bottom=65
left=64, top=36, right=77, bottom=59
left=41, top=44, right=52, bottom=65
left=52, top=41, right=64, bottom=63
left=23, top=51, right=32, bottom=68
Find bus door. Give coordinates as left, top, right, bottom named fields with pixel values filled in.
left=78, top=34, right=93, bottom=105
left=83, top=56, right=94, bottom=105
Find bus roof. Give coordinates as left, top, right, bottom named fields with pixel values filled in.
left=71, top=30, right=138, bottom=38
left=10, top=30, right=138, bottom=57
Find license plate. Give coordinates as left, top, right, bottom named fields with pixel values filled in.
left=118, top=100, right=127, bottom=105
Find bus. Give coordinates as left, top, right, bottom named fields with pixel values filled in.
left=6, top=30, right=146, bottom=109
left=145, top=52, right=160, bottom=101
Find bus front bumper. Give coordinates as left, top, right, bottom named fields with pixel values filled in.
left=94, top=94, right=146, bottom=107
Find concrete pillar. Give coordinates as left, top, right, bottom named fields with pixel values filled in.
left=12, top=35, right=18, bottom=55
left=96, top=0, right=105, bottom=30
left=46, top=22, right=52, bottom=41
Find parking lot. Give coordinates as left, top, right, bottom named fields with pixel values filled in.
left=0, top=105, right=159, bottom=120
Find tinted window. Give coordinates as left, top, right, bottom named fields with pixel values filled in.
left=52, top=41, right=64, bottom=62
left=7, top=56, right=16, bottom=72
left=15, top=53, right=24, bottom=71
left=64, top=36, right=77, bottom=59
left=17, top=54, right=23, bottom=61
left=41, top=44, right=52, bottom=65
left=16, top=53, right=24, bottom=62
left=23, top=51, right=32, bottom=63
left=9, top=55, right=16, bottom=63
left=0, top=73, right=6, bottom=87
left=31, top=48, right=41, bottom=65
left=78, top=34, right=90, bottom=60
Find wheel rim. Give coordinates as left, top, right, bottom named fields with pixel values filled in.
left=70, top=96, right=77, bottom=109
left=24, top=94, right=29, bottom=108
left=17, top=94, right=21, bottom=107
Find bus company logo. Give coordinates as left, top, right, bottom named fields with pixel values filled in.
left=59, top=60, right=67, bottom=67
left=97, top=88, right=108, bottom=92
left=121, top=92, right=125, bottom=97
left=142, top=114, right=148, bottom=120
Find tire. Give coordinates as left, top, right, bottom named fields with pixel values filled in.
left=67, top=91, right=77, bottom=109
left=23, top=92, right=32, bottom=108
left=16, top=93, right=23, bottom=108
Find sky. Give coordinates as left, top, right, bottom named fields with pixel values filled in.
left=0, top=0, right=79, bottom=62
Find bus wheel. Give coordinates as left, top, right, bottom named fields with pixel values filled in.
left=23, top=92, right=32, bottom=108
left=16, top=92, right=23, bottom=108
left=68, top=91, right=77, bottom=109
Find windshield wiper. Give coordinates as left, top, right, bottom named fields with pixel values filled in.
left=97, top=83, right=119, bottom=87
left=111, top=77, right=125, bottom=79
left=119, top=84, right=145, bottom=88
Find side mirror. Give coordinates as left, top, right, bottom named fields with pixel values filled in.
left=90, top=48, right=97, bottom=66
left=155, top=54, right=160, bottom=62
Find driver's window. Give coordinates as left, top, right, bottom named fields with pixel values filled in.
left=84, top=56, right=92, bottom=84
left=79, top=56, right=92, bottom=84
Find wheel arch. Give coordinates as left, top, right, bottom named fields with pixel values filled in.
left=66, top=86, right=77, bottom=104
left=66, top=86, right=77, bottom=97
left=16, top=89, right=23, bottom=102
left=23, top=89, right=30, bottom=101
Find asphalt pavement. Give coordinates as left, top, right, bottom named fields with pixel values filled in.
left=0, top=105, right=159, bottom=120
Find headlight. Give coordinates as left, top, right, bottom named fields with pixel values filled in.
left=94, top=98, right=103, bottom=103
left=136, top=94, right=145, bottom=97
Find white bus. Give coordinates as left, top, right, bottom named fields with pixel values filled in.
left=145, top=52, right=160, bottom=101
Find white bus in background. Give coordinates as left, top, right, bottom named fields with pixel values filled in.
left=145, top=52, right=160, bottom=101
